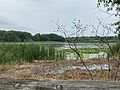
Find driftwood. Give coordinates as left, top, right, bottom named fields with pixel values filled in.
left=0, top=78, right=120, bottom=90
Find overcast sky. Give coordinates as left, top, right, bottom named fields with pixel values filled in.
left=0, top=0, right=117, bottom=35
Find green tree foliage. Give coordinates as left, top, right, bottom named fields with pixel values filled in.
left=0, top=30, right=65, bottom=42
left=33, top=33, right=41, bottom=41
left=97, top=0, right=120, bottom=13
left=33, top=33, right=65, bottom=42
left=66, top=36, right=119, bottom=43
left=0, top=30, right=33, bottom=42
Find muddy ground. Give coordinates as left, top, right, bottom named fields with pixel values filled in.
left=0, top=59, right=119, bottom=80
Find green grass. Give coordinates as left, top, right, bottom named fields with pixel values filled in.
left=111, top=43, right=120, bottom=56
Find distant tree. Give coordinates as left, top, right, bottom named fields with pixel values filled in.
left=34, top=33, right=41, bottom=41
left=39, top=34, right=49, bottom=41
left=34, top=33, right=65, bottom=42
left=0, top=30, right=65, bottom=42
left=0, top=30, right=33, bottom=42
left=46, top=33, right=65, bottom=42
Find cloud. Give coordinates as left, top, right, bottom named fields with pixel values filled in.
left=0, top=0, right=114, bottom=35
left=0, top=16, right=30, bottom=31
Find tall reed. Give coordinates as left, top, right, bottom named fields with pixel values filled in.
left=0, top=43, right=65, bottom=64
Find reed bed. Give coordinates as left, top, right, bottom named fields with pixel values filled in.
left=0, top=43, right=65, bottom=64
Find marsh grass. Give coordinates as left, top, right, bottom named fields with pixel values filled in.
left=0, top=43, right=108, bottom=64
left=0, top=43, right=65, bottom=64
left=112, top=43, right=120, bottom=54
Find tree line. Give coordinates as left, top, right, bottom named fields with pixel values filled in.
left=0, top=30, right=65, bottom=42
left=66, top=36, right=119, bottom=43
left=0, top=30, right=118, bottom=42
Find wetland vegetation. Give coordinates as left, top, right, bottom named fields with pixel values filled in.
left=0, top=41, right=116, bottom=64
left=0, top=33, right=119, bottom=80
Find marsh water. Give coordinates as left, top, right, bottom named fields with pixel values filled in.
left=52, top=43, right=110, bottom=60
left=53, top=43, right=104, bottom=49
left=55, top=64, right=111, bottom=74
left=60, top=43, right=103, bottom=49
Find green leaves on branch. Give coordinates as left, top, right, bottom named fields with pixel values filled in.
left=97, top=0, right=120, bottom=14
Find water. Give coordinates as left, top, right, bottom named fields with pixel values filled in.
left=56, top=43, right=111, bottom=49
left=79, top=64, right=111, bottom=70
left=55, top=64, right=112, bottom=74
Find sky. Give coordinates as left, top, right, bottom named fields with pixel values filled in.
left=0, top=0, right=117, bottom=35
